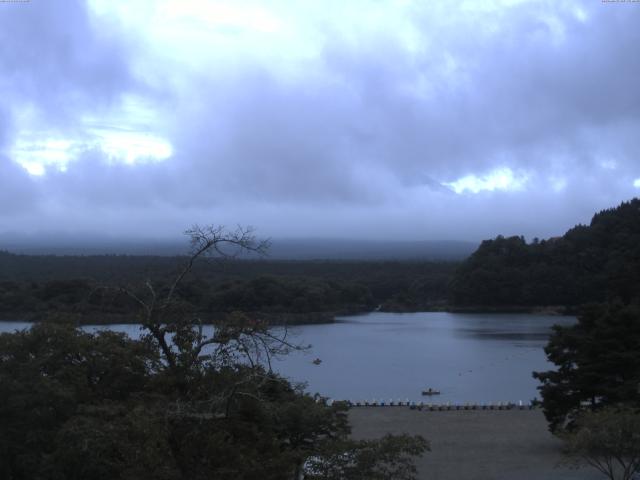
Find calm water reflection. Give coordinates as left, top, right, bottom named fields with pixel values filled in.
left=0, top=312, right=575, bottom=403
left=274, top=312, right=575, bottom=403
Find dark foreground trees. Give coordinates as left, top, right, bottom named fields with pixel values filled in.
left=533, top=304, right=640, bottom=432
left=534, top=304, right=640, bottom=479
left=0, top=226, right=427, bottom=480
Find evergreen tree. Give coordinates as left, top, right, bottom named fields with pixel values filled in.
left=533, top=304, right=640, bottom=432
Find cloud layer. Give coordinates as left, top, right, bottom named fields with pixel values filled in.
left=1, top=0, right=640, bottom=241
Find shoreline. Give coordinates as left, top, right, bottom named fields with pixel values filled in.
left=443, top=305, right=575, bottom=315
left=0, top=304, right=577, bottom=326
left=381, top=304, right=576, bottom=315
left=0, top=310, right=339, bottom=326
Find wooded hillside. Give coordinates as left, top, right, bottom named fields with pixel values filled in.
left=450, top=199, right=640, bottom=308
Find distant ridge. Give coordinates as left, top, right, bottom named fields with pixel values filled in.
left=0, top=234, right=476, bottom=261
left=267, top=239, right=477, bottom=260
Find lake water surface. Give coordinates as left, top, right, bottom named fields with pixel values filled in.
left=0, top=312, right=574, bottom=404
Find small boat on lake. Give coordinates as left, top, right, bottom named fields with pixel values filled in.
left=312, top=358, right=322, bottom=365
left=421, top=388, right=441, bottom=396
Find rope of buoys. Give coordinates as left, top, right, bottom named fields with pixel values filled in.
left=342, top=399, right=535, bottom=410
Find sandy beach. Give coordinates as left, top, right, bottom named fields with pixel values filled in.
left=349, top=407, right=604, bottom=480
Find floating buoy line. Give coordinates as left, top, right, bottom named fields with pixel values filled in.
left=323, top=399, right=536, bottom=411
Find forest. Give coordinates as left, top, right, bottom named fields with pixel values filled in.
left=0, top=253, right=455, bottom=324
left=450, top=199, right=640, bottom=309
left=2, top=200, right=640, bottom=324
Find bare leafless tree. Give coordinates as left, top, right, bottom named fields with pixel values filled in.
left=563, top=407, right=640, bottom=480
left=116, top=225, right=303, bottom=382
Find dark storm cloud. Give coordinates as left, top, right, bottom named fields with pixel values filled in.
left=159, top=0, right=640, bottom=213
left=167, top=70, right=390, bottom=206
left=0, top=89, right=36, bottom=214
left=1, top=1, right=640, bottom=240
left=0, top=155, right=38, bottom=214
left=0, top=0, right=137, bottom=219
left=313, top=1, right=640, bottom=181
left=0, top=106, right=9, bottom=146
left=0, top=0, right=134, bottom=121
left=41, top=150, right=168, bottom=207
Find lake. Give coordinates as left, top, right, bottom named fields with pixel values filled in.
left=0, top=312, right=574, bottom=404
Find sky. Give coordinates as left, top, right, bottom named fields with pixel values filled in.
left=1, top=0, right=639, bottom=243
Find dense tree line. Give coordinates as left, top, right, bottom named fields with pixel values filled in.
left=451, top=199, right=640, bottom=308
left=0, top=276, right=374, bottom=324
left=0, top=253, right=455, bottom=323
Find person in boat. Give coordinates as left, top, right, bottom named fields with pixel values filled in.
left=422, top=387, right=440, bottom=395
